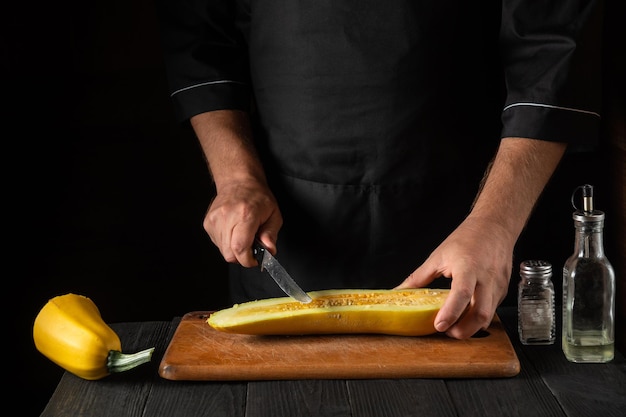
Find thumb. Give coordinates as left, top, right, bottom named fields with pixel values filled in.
left=256, top=211, right=283, bottom=254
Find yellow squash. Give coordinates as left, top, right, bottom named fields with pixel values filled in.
left=33, top=293, right=154, bottom=380
left=208, top=288, right=449, bottom=336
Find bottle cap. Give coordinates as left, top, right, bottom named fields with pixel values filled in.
left=571, top=184, right=605, bottom=222
left=520, top=260, right=552, bottom=279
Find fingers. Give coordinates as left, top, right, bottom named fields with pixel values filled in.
left=433, top=277, right=474, bottom=334
left=436, top=277, right=495, bottom=339
left=203, top=185, right=283, bottom=268
left=229, top=220, right=265, bottom=267
left=397, top=244, right=506, bottom=340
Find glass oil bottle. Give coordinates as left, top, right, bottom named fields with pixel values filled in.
left=562, top=184, right=615, bottom=363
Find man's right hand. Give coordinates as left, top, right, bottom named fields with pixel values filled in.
left=203, top=179, right=283, bottom=267
left=190, top=110, right=282, bottom=267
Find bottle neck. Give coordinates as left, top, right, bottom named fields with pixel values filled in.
left=573, top=220, right=605, bottom=258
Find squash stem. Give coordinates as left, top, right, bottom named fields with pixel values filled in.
left=107, top=347, right=155, bottom=374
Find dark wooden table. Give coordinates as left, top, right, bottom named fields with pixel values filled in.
left=40, top=307, right=626, bottom=417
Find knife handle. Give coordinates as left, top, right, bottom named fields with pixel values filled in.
left=252, top=238, right=266, bottom=266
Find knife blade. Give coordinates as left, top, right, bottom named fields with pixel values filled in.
left=252, top=239, right=312, bottom=303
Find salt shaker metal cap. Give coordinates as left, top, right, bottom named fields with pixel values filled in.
left=519, top=260, right=552, bottom=279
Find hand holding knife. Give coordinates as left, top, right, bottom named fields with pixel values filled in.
left=252, top=238, right=312, bottom=303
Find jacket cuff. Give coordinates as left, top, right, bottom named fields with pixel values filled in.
left=501, top=103, right=601, bottom=150
left=170, top=80, right=251, bottom=123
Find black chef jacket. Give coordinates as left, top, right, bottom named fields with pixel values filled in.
left=157, top=0, right=602, bottom=303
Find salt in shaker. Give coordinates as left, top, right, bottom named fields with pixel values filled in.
left=518, top=260, right=555, bottom=345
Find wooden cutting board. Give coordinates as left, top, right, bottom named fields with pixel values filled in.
left=158, top=311, right=520, bottom=381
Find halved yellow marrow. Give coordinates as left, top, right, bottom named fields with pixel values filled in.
left=207, top=288, right=449, bottom=336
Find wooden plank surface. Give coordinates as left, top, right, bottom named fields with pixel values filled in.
left=347, top=379, right=457, bottom=417
left=158, top=311, right=520, bottom=381
left=144, top=381, right=247, bottom=417
left=39, top=309, right=626, bottom=417
left=246, top=380, right=351, bottom=417
left=516, top=329, right=626, bottom=417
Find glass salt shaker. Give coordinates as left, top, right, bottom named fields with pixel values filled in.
left=518, top=260, right=555, bottom=345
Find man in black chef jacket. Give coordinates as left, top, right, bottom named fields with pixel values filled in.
left=156, top=0, right=602, bottom=338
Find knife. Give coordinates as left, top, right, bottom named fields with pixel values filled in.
left=252, top=238, right=312, bottom=303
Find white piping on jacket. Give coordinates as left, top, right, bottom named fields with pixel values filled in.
left=170, top=80, right=247, bottom=98
left=503, top=102, right=600, bottom=118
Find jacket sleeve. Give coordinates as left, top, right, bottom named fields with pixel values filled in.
left=499, top=0, right=603, bottom=148
left=156, top=0, right=251, bottom=123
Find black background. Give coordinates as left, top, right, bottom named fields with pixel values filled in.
left=7, top=1, right=623, bottom=415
